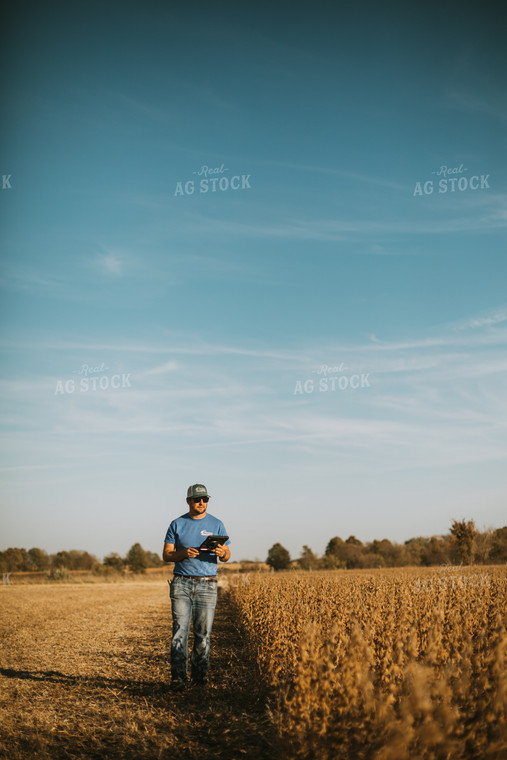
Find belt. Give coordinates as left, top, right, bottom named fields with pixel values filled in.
left=174, top=574, right=217, bottom=582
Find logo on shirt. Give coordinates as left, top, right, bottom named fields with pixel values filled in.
left=200, top=530, right=214, bottom=536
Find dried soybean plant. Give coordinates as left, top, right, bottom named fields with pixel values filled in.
left=229, top=566, right=507, bottom=760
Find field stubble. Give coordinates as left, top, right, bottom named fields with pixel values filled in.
left=0, top=581, right=272, bottom=759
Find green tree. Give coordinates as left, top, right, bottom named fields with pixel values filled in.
left=321, top=553, right=346, bottom=569
left=324, top=536, right=370, bottom=568
left=266, top=542, right=291, bottom=571
left=103, top=553, right=125, bottom=572
left=126, top=543, right=148, bottom=573
left=343, top=544, right=366, bottom=569
left=2, top=547, right=31, bottom=571
left=368, top=538, right=407, bottom=567
left=299, top=545, right=318, bottom=570
left=450, top=519, right=478, bottom=565
left=145, top=550, right=164, bottom=568
left=325, top=536, right=344, bottom=556
left=469, top=528, right=492, bottom=564
left=424, top=536, right=451, bottom=566
left=53, top=550, right=73, bottom=569
left=404, top=537, right=428, bottom=566
left=80, top=551, right=99, bottom=570
left=490, top=526, right=507, bottom=562
left=370, top=539, right=394, bottom=565
left=28, top=547, right=50, bottom=571
left=362, top=549, right=385, bottom=568
left=66, top=550, right=99, bottom=570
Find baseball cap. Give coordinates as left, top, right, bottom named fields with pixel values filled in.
left=187, top=483, right=210, bottom=499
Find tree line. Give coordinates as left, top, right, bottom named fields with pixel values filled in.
left=2, top=520, right=506, bottom=575
left=0, top=543, right=161, bottom=575
left=266, top=520, right=507, bottom=571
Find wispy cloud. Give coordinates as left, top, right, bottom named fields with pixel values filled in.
left=0, top=337, right=310, bottom=363
left=94, top=248, right=129, bottom=276
left=447, top=88, right=507, bottom=125
left=142, top=360, right=180, bottom=376
left=0, top=264, right=77, bottom=299
left=451, top=305, right=507, bottom=331
left=181, top=205, right=507, bottom=244
left=1, top=305, right=506, bottom=476
left=262, top=159, right=407, bottom=191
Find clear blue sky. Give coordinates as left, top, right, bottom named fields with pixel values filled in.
left=1, top=0, right=506, bottom=563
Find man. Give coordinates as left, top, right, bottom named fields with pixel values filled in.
left=162, top=483, right=231, bottom=691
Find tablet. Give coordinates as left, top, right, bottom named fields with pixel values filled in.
left=199, top=535, right=229, bottom=551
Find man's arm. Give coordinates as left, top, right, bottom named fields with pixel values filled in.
left=162, top=542, right=199, bottom=563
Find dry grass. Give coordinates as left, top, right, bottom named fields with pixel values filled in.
left=229, top=566, right=507, bottom=760
left=0, top=582, right=273, bottom=759
left=2, top=567, right=175, bottom=584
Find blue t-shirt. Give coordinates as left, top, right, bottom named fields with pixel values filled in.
left=164, top=512, right=230, bottom=577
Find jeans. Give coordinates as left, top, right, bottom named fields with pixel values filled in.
left=169, top=575, right=217, bottom=684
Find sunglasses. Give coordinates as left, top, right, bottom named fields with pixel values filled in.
left=191, top=496, right=209, bottom=503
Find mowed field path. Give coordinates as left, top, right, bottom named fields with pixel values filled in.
left=0, top=582, right=274, bottom=759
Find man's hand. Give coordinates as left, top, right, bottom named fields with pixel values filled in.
left=214, top=544, right=230, bottom=562
left=163, top=542, right=199, bottom=563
